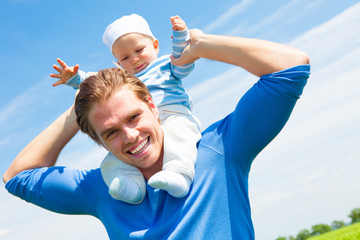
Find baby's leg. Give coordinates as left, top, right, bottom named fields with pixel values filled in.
left=101, top=152, right=146, bottom=204
left=148, top=112, right=201, bottom=198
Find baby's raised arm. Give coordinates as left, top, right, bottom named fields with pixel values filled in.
left=171, top=16, right=187, bottom=31
left=50, top=58, right=79, bottom=87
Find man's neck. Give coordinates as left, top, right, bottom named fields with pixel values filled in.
left=141, top=150, right=164, bottom=180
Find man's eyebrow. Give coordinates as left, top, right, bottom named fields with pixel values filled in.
left=127, top=108, right=143, bottom=118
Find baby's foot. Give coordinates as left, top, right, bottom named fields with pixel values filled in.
left=108, top=175, right=145, bottom=204
left=148, top=170, right=191, bottom=198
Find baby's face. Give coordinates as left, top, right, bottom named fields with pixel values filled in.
left=112, top=33, right=159, bottom=74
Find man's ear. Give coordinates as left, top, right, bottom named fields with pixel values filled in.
left=147, top=95, right=159, bottom=119
left=153, top=39, right=159, bottom=54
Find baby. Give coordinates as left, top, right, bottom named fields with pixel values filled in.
left=51, top=14, right=201, bottom=204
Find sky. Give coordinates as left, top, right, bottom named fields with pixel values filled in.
left=0, top=0, right=359, bottom=239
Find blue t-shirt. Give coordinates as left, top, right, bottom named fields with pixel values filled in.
left=5, top=65, right=310, bottom=239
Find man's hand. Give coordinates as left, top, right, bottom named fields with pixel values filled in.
left=171, top=29, right=203, bottom=66
left=50, top=58, right=79, bottom=87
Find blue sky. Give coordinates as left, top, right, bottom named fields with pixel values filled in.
left=1, top=0, right=360, bottom=239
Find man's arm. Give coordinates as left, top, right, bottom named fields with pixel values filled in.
left=3, top=105, right=79, bottom=183
left=171, top=29, right=309, bottom=77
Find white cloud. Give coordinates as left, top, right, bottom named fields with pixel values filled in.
left=0, top=228, right=11, bottom=238
left=189, top=66, right=257, bottom=128
left=0, top=76, right=76, bottom=153
left=234, top=0, right=301, bottom=35
left=0, top=77, right=62, bottom=128
left=203, top=0, right=255, bottom=33
left=289, top=1, right=360, bottom=68
left=57, top=135, right=108, bottom=170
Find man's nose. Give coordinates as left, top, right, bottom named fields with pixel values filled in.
left=123, top=127, right=139, bottom=144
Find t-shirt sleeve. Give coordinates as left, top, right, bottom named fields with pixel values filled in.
left=5, top=167, right=102, bottom=216
left=226, top=65, right=310, bottom=173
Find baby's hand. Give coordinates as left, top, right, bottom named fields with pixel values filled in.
left=50, top=58, right=79, bottom=87
left=171, top=16, right=187, bottom=31
left=170, top=29, right=203, bottom=66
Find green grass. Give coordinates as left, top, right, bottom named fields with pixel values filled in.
left=309, top=222, right=360, bottom=240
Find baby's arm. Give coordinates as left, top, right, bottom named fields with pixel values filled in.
left=50, top=58, right=79, bottom=87
left=170, top=16, right=194, bottom=79
left=50, top=58, right=95, bottom=90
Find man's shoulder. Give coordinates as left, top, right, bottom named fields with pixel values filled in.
left=79, top=168, right=103, bottom=184
left=198, top=114, right=233, bottom=156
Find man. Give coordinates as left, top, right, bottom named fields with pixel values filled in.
left=3, top=29, right=310, bottom=239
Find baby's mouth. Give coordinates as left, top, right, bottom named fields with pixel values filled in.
left=135, top=63, right=146, bottom=71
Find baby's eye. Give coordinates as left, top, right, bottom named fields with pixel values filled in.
left=136, top=48, right=144, bottom=53
left=122, top=56, right=128, bottom=61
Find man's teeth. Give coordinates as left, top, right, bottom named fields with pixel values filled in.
left=130, top=138, right=148, bottom=154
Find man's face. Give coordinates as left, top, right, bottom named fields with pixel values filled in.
left=88, top=87, right=163, bottom=179
left=113, top=33, right=159, bottom=74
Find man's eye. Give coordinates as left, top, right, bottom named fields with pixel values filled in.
left=106, top=130, right=117, bottom=139
left=130, top=114, right=140, bottom=121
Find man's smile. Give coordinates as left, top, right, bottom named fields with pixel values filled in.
left=128, top=137, right=149, bottom=155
